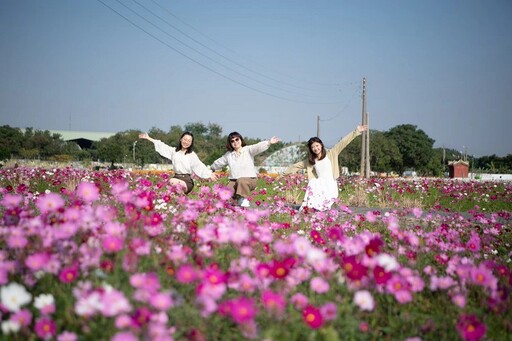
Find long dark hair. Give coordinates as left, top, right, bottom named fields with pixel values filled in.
left=307, top=137, right=326, bottom=165
left=226, top=132, right=246, bottom=151
left=176, top=131, right=194, bottom=154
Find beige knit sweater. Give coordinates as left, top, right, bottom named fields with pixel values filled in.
left=283, top=128, right=361, bottom=180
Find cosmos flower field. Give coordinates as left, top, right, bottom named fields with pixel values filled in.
left=0, top=166, right=511, bottom=341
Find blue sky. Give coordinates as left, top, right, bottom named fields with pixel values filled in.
left=1, top=0, right=511, bottom=157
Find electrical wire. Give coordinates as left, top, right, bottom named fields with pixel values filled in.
left=149, top=0, right=351, bottom=90
left=96, top=0, right=346, bottom=104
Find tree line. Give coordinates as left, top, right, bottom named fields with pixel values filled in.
left=1, top=123, right=511, bottom=175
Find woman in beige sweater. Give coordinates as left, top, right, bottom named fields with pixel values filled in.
left=284, top=125, right=367, bottom=211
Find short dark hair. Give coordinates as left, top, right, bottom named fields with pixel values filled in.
left=226, top=132, right=246, bottom=151
left=177, top=131, right=194, bottom=154
left=307, top=137, right=326, bottom=165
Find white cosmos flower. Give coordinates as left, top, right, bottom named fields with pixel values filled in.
left=0, top=282, right=32, bottom=312
left=377, top=253, right=399, bottom=272
left=354, top=290, right=375, bottom=311
left=1, top=320, right=21, bottom=334
left=34, top=293, right=55, bottom=310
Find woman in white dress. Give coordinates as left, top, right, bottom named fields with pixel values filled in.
left=139, top=132, right=217, bottom=194
left=284, top=125, right=368, bottom=211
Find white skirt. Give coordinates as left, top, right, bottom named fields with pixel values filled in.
left=301, top=177, right=338, bottom=211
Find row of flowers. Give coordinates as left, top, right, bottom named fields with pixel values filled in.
left=0, top=166, right=510, bottom=340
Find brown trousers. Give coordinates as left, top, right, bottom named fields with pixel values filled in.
left=173, top=174, right=194, bottom=194
left=228, top=177, right=257, bottom=198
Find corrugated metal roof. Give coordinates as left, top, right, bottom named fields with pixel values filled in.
left=20, top=128, right=116, bottom=141
left=48, top=130, right=116, bottom=141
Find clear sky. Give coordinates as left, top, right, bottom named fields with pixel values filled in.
left=1, top=0, right=511, bottom=157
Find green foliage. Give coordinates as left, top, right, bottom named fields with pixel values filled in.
left=2, top=123, right=512, bottom=173
left=385, top=124, right=435, bottom=175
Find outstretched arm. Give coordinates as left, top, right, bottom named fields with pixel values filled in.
left=139, top=132, right=156, bottom=144
left=330, top=125, right=368, bottom=157
left=139, top=132, right=175, bottom=160
left=283, top=160, right=306, bottom=175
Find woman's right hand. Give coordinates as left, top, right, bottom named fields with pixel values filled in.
left=139, top=133, right=149, bottom=140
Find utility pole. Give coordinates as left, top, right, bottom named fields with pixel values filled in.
left=133, top=141, right=137, bottom=163
left=316, top=115, right=320, bottom=138
left=365, top=111, right=370, bottom=178
left=359, top=78, right=368, bottom=178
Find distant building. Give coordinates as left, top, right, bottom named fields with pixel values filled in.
left=20, top=129, right=116, bottom=149
left=448, top=160, right=469, bottom=178
left=51, top=130, right=116, bottom=149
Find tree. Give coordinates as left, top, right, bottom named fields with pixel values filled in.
left=385, top=124, right=435, bottom=175
left=367, top=131, right=402, bottom=173
left=0, top=125, right=24, bottom=160
left=184, top=122, right=208, bottom=137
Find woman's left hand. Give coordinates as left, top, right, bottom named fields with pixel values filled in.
left=269, top=136, right=281, bottom=144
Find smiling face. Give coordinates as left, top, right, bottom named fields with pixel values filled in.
left=180, top=134, right=193, bottom=150
left=310, top=141, right=323, bottom=157
left=230, top=136, right=242, bottom=151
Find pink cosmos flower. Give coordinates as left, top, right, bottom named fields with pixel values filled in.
left=176, top=264, right=199, bottom=283
left=291, top=293, right=309, bottom=310
left=229, top=296, right=257, bottom=324
left=6, top=233, right=28, bottom=249
left=412, top=207, right=423, bottom=218
left=465, top=232, right=481, bottom=252
left=130, top=272, right=161, bottom=292
left=320, top=302, right=338, bottom=321
left=34, top=317, right=56, bottom=340
left=470, top=263, right=497, bottom=290
left=36, top=192, right=65, bottom=214
left=1, top=193, right=22, bottom=208
left=456, top=314, right=486, bottom=341
left=11, top=309, right=32, bottom=327
left=102, top=235, right=124, bottom=253
left=310, top=277, right=330, bottom=294
left=57, top=331, right=78, bottom=341
left=302, top=305, right=323, bottom=329
left=76, top=182, right=100, bottom=203
left=214, top=184, right=234, bottom=201
left=261, top=290, right=286, bottom=316
left=101, top=289, right=132, bottom=317
left=203, top=268, right=226, bottom=286
left=452, top=293, right=466, bottom=308
left=365, top=210, right=377, bottom=222
left=111, top=331, right=138, bottom=341
left=25, top=253, right=50, bottom=272
left=149, top=292, right=174, bottom=311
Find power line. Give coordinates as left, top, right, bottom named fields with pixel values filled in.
left=96, top=0, right=344, bottom=104
left=148, top=0, right=350, bottom=90
left=319, top=84, right=362, bottom=121
left=129, top=0, right=338, bottom=100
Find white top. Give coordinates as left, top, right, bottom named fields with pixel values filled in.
left=153, top=140, right=213, bottom=179
left=211, top=140, right=270, bottom=179
left=301, top=157, right=338, bottom=211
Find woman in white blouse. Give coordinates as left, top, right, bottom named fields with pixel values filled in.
left=139, top=132, right=217, bottom=194
left=210, top=132, right=280, bottom=207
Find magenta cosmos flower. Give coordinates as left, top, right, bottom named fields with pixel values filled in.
left=456, top=314, right=486, bottom=341
left=34, top=317, right=56, bottom=339
left=302, top=305, right=323, bottom=329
